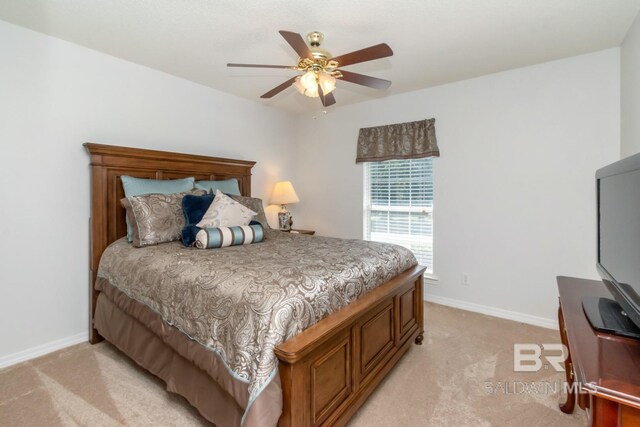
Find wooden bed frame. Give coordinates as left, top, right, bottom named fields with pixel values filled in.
left=85, top=143, right=425, bottom=426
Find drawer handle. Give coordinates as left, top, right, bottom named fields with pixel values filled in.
left=569, top=364, right=574, bottom=381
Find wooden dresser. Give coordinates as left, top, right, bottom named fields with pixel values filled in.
left=557, top=276, right=640, bottom=425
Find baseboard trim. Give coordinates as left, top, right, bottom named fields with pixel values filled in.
left=0, top=332, right=88, bottom=370
left=424, top=294, right=558, bottom=330
left=0, top=297, right=556, bottom=369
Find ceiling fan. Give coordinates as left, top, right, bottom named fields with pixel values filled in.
left=227, top=31, right=393, bottom=107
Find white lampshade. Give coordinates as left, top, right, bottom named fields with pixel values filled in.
left=270, top=181, right=300, bottom=205
left=300, top=71, right=317, bottom=90
left=293, top=71, right=337, bottom=99
left=293, top=71, right=322, bottom=98
left=293, top=77, right=305, bottom=94
left=318, top=71, right=336, bottom=95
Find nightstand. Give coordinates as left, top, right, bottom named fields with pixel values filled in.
left=283, top=229, right=315, bottom=235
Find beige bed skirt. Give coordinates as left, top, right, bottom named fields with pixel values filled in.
left=93, top=278, right=283, bottom=427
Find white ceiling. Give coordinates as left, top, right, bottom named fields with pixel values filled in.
left=1, top=0, right=639, bottom=113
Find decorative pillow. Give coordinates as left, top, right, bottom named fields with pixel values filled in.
left=180, top=192, right=215, bottom=247
left=181, top=224, right=204, bottom=247
left=195, top=224, right=264, bottom=249
left=182, top=192, right=216, bottom=225
left=195, top=178, right=241, bottom=195
left=197, top=190, right=256, bottom=228
left=121, top=189, right=205, bottom=247
left=182, top=220, right=262, bottom=247
left=229, top=194, right=271, bottom=229
left=121, top=176, right=195, bottom=241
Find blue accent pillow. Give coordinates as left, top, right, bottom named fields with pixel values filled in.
left=194, top=178, right=241, bottom=195
left=121, top=176, right=195, bottom=241
left=181, top=192, right=216, bottom=246
left=182, top=192, right=216, bottom=225
left=181, top=225, right=204, bottom=247
left=122, top=176, right=195, bottom=196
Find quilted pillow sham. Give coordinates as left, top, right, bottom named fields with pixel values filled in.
left=121, top=189, right=205, bottom=247
left=196, top=190, right=256, bottom=228
left=121, top=175, right=195, bottom=242
left=194, top=224, right=264, bottom=249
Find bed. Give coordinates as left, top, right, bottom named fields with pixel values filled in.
left=85, top=143, right=426, bottom=426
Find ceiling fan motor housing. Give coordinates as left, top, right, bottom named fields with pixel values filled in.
left=306, top=31, right=332, bottom=60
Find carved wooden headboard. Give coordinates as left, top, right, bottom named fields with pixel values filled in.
left=84, top=143, right=255, bottom=342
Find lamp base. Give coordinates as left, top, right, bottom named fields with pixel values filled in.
left=278, top=209, right=293, bottom=231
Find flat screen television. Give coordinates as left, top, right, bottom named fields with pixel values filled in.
left=584, top=152, right=640, bottom=339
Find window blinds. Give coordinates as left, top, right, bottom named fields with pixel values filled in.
left=364, top=157, right=433, bottom=272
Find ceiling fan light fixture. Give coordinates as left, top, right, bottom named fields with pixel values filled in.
left=293, top=75, right=319, bottom=98
left=301, top=70, right=317, bottom=89
left=305, top=85, right=320, bottom=98
left=293, top=77, right=305, bottom=94
left=295, top=70, right=335, bottom=99
left=294, top=70, right=319, bottom=98
left=319, top=71, right=336, bottom=95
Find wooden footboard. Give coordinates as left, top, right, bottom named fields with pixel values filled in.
left=275, top=265, right=425, bottom=427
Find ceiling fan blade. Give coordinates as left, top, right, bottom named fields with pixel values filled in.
left=279, top=31, right=313, bottom=59
left=318, top=84, right=336, bottom=107
left=338, top=70, right=391, bottom=90
left=330, top=43, right=393, bottom=67
left=227, top=63, right=295, bottom=69
left=260, top=77, right=298, bottom=99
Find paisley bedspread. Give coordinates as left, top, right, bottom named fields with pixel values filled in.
left=97, top=229, right=417, bottom=413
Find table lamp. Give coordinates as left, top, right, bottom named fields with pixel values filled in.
left=270, top=181, right=299, bottom=231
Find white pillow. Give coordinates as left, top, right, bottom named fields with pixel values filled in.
left=197, top=190, right=257, bottom=228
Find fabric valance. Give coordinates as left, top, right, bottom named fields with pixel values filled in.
left=356, top=118, right=439, bottom=163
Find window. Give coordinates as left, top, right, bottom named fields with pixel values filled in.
left=364, top=157, right=434, bottom=273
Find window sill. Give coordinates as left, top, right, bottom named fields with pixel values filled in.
left=424, top=272, right=439, bottom=282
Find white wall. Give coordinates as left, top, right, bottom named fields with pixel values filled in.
left=0, top=20, right=297, bottom=365
left=622, top=12, right=640, bottom=157
left=294, top=49, right=620, bottom=326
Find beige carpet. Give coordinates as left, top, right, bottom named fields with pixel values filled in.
left=0, top=303, right=585, bottom=426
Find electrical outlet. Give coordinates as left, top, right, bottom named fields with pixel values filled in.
left=461, top=273, right=470, bottom=286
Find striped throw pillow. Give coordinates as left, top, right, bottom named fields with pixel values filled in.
left=194, top=224, right=264, bottom=249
